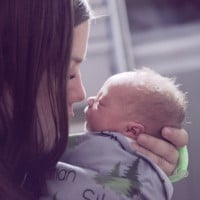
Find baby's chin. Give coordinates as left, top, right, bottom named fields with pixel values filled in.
left=84, top=121, right=96, bottom=133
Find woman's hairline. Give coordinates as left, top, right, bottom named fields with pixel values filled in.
left=74, top=0, right=93, bottom=27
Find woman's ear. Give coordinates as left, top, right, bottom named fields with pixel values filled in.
left=122, top=121, right=145, bottom=140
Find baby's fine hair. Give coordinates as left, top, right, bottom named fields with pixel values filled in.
left=109, top=67, right=187, bottom=135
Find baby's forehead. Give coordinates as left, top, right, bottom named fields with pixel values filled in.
left=103, top=80, right=127, bottom=94
left=98, top=80, right=124, bottom=98
left=105, top=74, right=130, bottom=87
left=103, top=81, right=139, bottom=101
left=104, top=76, right=152, bottom=104
left=106, top=72, right=138, bottom=86
left=105, top=75, right=138, bottom=93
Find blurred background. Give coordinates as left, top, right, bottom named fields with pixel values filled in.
left=70, top=0, right=200, bottom=199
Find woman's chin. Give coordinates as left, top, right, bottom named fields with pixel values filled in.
left=83, top=122, right=87, bottom=131
left=68, top=109, right=74, bottom=118
left=84, top=121, right=90, bottom=131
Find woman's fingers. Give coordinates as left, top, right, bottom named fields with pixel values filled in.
left=132, top=128, right=189, bottom=176
left=162, top=127, right=189, bottom=147
left=133, top=142, right=176, bottom=176
left=133, top=134, right=179, bottom=176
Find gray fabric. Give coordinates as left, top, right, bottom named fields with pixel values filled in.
left=41, top=131, right=173, bottom=200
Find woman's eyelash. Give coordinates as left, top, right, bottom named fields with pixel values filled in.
left=69, top=74, right=75, bottom=79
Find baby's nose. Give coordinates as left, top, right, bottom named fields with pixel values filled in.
left=87, top=96, right=95, bottom=107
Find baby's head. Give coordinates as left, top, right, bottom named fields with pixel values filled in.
left=84, top=68, right=187, bottom=139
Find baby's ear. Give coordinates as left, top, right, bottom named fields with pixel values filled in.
left=122, top=122, right=144, bottom=140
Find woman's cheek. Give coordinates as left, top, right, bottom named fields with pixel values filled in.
left=67, top=81, right=74, bottom=103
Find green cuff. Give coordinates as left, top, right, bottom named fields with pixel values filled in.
left=169, top=146, right=189, bottom=183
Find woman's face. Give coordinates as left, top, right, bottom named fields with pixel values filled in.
left=67, top=20, right=90, bottom=118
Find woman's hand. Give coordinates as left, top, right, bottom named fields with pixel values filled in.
left=133, top=127, right=188, bottom=176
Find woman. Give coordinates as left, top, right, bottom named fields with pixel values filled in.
left=0, top=0, right=188, bottom=199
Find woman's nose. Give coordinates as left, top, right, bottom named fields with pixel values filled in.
left=87, top=97, right=95, bottom=107
left=78, top=86, right=86, bottom=102
left=75, top=83, right=86, bottom=103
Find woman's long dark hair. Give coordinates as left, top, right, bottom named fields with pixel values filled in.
left=0, top=0, right=73, bottom=199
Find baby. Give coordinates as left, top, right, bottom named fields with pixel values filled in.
left=63, top=68, right=187, bottom=200
left=84, top=67, right=187, bottom=140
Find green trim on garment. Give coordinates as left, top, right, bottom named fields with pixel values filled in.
left=169, top=146, right=189, bottom=183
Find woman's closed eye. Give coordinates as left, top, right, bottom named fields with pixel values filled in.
left=69, top=74, right=76, bottom=80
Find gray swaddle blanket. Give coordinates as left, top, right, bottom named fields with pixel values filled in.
left=41, top=131, right=173, bottom=200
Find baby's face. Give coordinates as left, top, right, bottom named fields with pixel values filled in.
left=84, top=82, right=126, bottom=132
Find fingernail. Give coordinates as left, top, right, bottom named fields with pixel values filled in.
left=162, top=127, right=171, bottom=137
left=137, top=134, right=147, bottom=143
